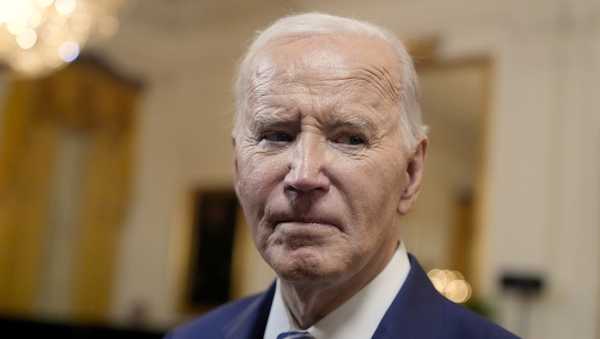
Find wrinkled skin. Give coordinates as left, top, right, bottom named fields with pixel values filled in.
left=233, top=33, right=427, bottom=328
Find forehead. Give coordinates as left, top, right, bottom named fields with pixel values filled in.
left=259, top=33, right=400, bottom=75
left=245, top=34, right=402, bottom=119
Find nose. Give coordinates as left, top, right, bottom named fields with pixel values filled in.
left=284, top=132, right=330, bottom=195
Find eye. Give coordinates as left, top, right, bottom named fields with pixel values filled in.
left=333, top=134, right=366, bottom=146
left=260, top=131, right=294, bottom=143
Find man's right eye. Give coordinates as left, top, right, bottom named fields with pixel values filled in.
left=260, top=131, right=294, bottom=143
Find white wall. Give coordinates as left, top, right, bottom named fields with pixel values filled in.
left=403, top=63, right=486, bottom=270
left=89, top=0, right=600, bottom=338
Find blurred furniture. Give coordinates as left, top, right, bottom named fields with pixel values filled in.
left=0, top=55, right=141, bottom=321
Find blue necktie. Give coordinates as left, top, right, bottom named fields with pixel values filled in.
left=276, top=330, right=315, bottom=339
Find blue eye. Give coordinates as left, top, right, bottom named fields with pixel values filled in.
left=347, top=135, right=365, bottom=145
left=261, top=131, right=293, bottom=143
left=334, top=134, right=366, bottom=146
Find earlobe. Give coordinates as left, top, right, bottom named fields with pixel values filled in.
left=397, top=138, right=428, bottom=215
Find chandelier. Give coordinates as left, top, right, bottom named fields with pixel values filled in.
left=0, top=0, right=125, bottom=77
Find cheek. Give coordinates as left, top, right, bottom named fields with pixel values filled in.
left=335, top=154, right=404, bottom=231
left=346, top=155, right=403, bottom=199
left=235, top=150, right=287, bottom=217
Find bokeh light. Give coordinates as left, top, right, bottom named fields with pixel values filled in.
left=0, top=0, right=125, bottom=76
left=428, top=268, right=473, bottom=304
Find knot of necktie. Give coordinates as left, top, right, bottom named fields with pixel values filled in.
left=276, top=330, right=315, bottom=339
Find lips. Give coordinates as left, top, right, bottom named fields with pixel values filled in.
left=268, top=212, right=342, bottom=231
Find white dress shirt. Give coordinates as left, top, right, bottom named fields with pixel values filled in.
left=263, top=243, right=411, bottom=339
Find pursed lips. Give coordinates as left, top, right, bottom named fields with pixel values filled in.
left=270, top=215, right=342, bottom=231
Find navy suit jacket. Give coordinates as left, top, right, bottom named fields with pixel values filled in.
left=167, top=254, right=520, bottom=339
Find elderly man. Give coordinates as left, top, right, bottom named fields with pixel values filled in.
left=168, top=13, right=519, bottom=339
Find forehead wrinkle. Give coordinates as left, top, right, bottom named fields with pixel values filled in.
left=339, top=64, right=401, bottom=105
left=248, top=77, right=395, bottom=132
left=247, top=32, right=404, bottom=107
left=245, top=55, right=401, bottom=133
left=271, top=64, right=401, bottom=108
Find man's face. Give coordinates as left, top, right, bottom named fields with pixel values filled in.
left=234, top=34, right=424, bottom=286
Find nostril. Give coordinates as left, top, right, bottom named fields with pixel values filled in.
left=284, top=184, right=301, bottom=194
left=284, top=177, right=330, bottom=196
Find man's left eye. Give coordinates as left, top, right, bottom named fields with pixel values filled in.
left=333, top=134, right=366, bottom=146
left=260, top=131, right=294, bottom=143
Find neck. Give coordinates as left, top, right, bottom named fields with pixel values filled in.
left=279, top=241, right=397, bottom=329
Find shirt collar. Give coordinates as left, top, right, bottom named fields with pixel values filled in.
left=263, top=243, right=411, bottom=339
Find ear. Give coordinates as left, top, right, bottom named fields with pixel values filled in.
left=398, top=138, right=428, bottom=215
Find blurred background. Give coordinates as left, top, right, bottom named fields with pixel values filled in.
left=0, top=0, right=598, bottom=338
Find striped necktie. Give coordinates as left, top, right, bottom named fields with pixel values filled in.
left=276, top=330, right=315, bottom=339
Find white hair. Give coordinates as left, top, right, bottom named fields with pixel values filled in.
left=233, top=12, right=427, bottom=149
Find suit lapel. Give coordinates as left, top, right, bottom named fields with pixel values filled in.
left=223, top=282, right=276, bottom=339
left=372, top=254, right=447, bottom=339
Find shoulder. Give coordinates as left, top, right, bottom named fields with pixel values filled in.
left=164, top=294, right=262, bottom=339
left=387, top=254, right=521, bottom=339
left=436, top=296, right=520, bottom=339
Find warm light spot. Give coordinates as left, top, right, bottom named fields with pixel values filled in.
left=16, top=28, right=37, bottom=49
left=445, top=279, right=471, bottom=303
left=6, top=22, right=27, bottom=35
left=0, top=0, right=123, bottom=76
left=29, top=11, right=43, bottom=28
left=428, top=268, right=472, bottom=304
left=58, top=41, right=79, bottom=62
left=0, top=1, right=30, bottom=26
left=36, top=0, right=55, bottom=8
left=55, top=0, right=77, bottom=16
left=1, top=0, right=43, bottom=31
left=451, top=270, right=465, bottom=280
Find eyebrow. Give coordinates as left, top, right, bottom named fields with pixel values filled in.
left=251, top=109, right=299, bottom=131
left=250, top=106, right=381, bottom=135
left=324, top=113, right=378, bottom=133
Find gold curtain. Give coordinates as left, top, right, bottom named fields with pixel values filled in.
left=0, top=79, right=59, bottom=316
left=0, top=58, right=141, bottom=321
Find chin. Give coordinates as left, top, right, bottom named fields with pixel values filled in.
left=267, top=246, right=346, bottom=284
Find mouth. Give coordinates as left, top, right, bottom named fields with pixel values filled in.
left=271, top=218, right=340, bottom=249
left=270, top=214, right=342, bottom=231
